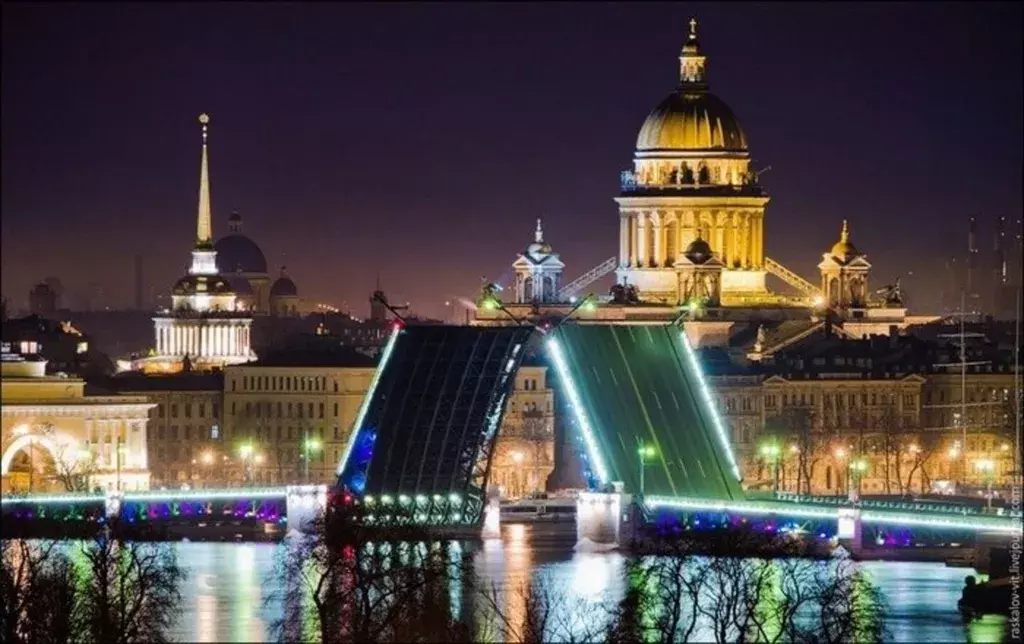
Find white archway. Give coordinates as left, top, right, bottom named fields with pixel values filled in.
left=1, top=433, right=78, bottom=476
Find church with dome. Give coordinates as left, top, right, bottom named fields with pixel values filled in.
left=130, top=114, right=257, bottom=373
left=476, top=19, right=937, bottom=345
left=214, top=211, right=306, bottom=317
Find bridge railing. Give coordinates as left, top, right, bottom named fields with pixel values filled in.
left=772, top=492, right=1023, bottom=519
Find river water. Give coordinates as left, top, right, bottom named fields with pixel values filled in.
left=170, top=524, right=999, bottom=643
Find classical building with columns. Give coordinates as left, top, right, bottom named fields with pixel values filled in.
left=1, top=350, right=153, bottom=493
left=132, top=114, right=256, bottom=374
left=617, top=18, right=770, bottom=305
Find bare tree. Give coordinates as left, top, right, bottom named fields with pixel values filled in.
left=47, top=442, right=100, bottom=492
left=1, top=540, right=80, bottom=644
left=476, top=579, right=608, bottom=644
left=78, top=526, right=186, bottom=644
left=269, top=514, right=472, bottom=644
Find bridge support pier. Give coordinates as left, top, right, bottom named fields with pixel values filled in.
left=837, top=507, right=863, bottom=556
left=285, top=485, right=328, bottom=533
left=576, top=488, right=632, bottom=549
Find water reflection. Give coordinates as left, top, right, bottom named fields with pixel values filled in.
left=168, top=525, right=984, bottom=643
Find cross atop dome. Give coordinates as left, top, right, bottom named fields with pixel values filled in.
left=679, top=17, right=707, bottom=85
left=535, top=217, right=544, bottom=243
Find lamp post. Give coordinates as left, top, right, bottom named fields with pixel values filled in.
left=849, top=458, right=868, bottom=504
left=759, top=442, right=781, bottom=494
left=303, top=438, right=322, bottom=483
left=975, top=458, right=994, bottom=509
left=637, top=444, right=656, bottom=496
left=238, top=443, right=254, bottom=485
left=833, top=446, right=847, bottom=497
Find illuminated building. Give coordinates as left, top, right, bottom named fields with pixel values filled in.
left=617, top=18, right=773, bottom=303
left=1, top=351, right=152, bottom=493
left=476, top=20, right=933, bottom=339
left=97, top=372, right=224, bottom=488
left=489, top=365, right=555, bottom=498
left=511, top=219, right=565, bottom=304
left=131, top=115, right=255, bottom=373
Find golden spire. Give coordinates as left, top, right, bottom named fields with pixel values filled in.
left=535, top=217, right=544, bottom=243
left=840, top=219, right=849, bottom=243
left=196, top=113, right=212, bottom=246
left=830, top=219, right=860, bottom=260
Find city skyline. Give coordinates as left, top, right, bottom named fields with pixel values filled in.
left=2, top=3, right=1021, bottom=318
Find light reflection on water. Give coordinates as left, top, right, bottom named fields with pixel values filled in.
left=170, top=525, right=984, bottom=643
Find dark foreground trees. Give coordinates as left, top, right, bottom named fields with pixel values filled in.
left=0, top=526, right=184, bottom=644
left=271, top=512, right=889, bottom=644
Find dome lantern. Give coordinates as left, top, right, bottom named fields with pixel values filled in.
left=679, top=17, right=708, bottom=87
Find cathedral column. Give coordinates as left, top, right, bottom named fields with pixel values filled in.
left=619, top=215, right=630, bottom=268
left=745, top=216, right=755, bottom=268
left=652, top=213, right=664, bottom=267
left=714, top=210, right=726, bottom=261
left=730, top=212, right=739, bottom=269
left=756, top=213, right=764, bottom=267
left=636, top=213, right=647, bottom=267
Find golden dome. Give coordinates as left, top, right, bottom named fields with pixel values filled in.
left=637, top=91, right=748, bottom=152
left=636, top=20, right=747, bottom=152
left=829, top=220, right=861, bottom=260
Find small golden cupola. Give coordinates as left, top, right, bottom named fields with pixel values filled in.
left=829, top=220, right=861, bottom=263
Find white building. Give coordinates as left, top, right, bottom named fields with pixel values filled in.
left=132, top=114, right=256, bottom=373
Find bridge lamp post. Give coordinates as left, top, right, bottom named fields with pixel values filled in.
left=759, top=443, right=781, bottom=494
left=239, top=443, right=254, bottom=485
left=637, top=444, right=656, bottom=496
left=833, top=446, right=849, bottom=497
left=304, top=439, right=322, bottom=483
left=974, top=458, right=995, bottom=509
left=848, top=458, right=868, bottom=504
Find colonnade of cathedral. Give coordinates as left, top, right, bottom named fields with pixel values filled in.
left=155, top=322, right=252, bottom=358
left=618, top=209, right=764, bottom=269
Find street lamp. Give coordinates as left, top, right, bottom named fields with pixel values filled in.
left=759, top=442, right=781, bottom=494
left=975, top=458, right=995, bottom=509
left=637, top=444, right=656, bottom=496
left=303, top=438, right=322, bottom=483
left=849, top=458, right=869, bottom=503
left=239, top=443, right=254, bottom=485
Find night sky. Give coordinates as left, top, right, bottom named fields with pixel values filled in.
left=2, top=3, right=1021, bottom=319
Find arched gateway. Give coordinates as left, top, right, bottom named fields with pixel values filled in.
left=1, top=355, right=154, bottom=493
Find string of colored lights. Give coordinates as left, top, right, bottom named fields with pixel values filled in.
left=546, top=337, right=610, bottom=485
left=336, top=324, right=402, bottom=476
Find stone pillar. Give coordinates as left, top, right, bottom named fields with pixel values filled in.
left=619, top=215, right=630, bottom=268
left=652, top=215, right=664, bottom=267
left=730, top=212, right=739, bottom=269
left=630, top=214, right=639, bottom=267
left=714, top=210, right=726, bottom=261
left=576, top=490, right=630, bottom=549
left=636, top=214, right=647, bottom=267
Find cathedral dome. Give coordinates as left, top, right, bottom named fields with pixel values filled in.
left=227, top=273, right=254, bottom=295
left=214, top=212, right=267, bottom=274
left=684, top=236, right=714, bottom=263
left=270, top=268, right=298, bottom=297
left=829, top=220, right=861, bottom=261
left=635, top=19, right=748, bottom=153
left=636, top=91, right=748, bottom=152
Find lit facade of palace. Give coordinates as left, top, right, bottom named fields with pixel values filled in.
left=133, top=115, right=255, bottom=374
left=1, top=351, right=153, bottom=493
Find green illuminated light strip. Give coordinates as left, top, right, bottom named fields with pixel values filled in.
left=546, top=337, right=609, bottom=484
left=336, top=325, right=402, bottom=476
left=646, top=496, right=1023, bottom=534
left=677, top=331, right=743, bottom=481
left=2, top=494, right=105, bottom=505
left=645, top=495, right=836, bottom=520
left=124, top=489, right=287, bottom=502
left=861, top=510, right=1023, bottom=535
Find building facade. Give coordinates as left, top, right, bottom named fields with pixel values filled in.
left=1, top=354, right=152, bottom=493
left=134, top=114, right=255, bottom=374
left=489, top=365, right=556, bottom=498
